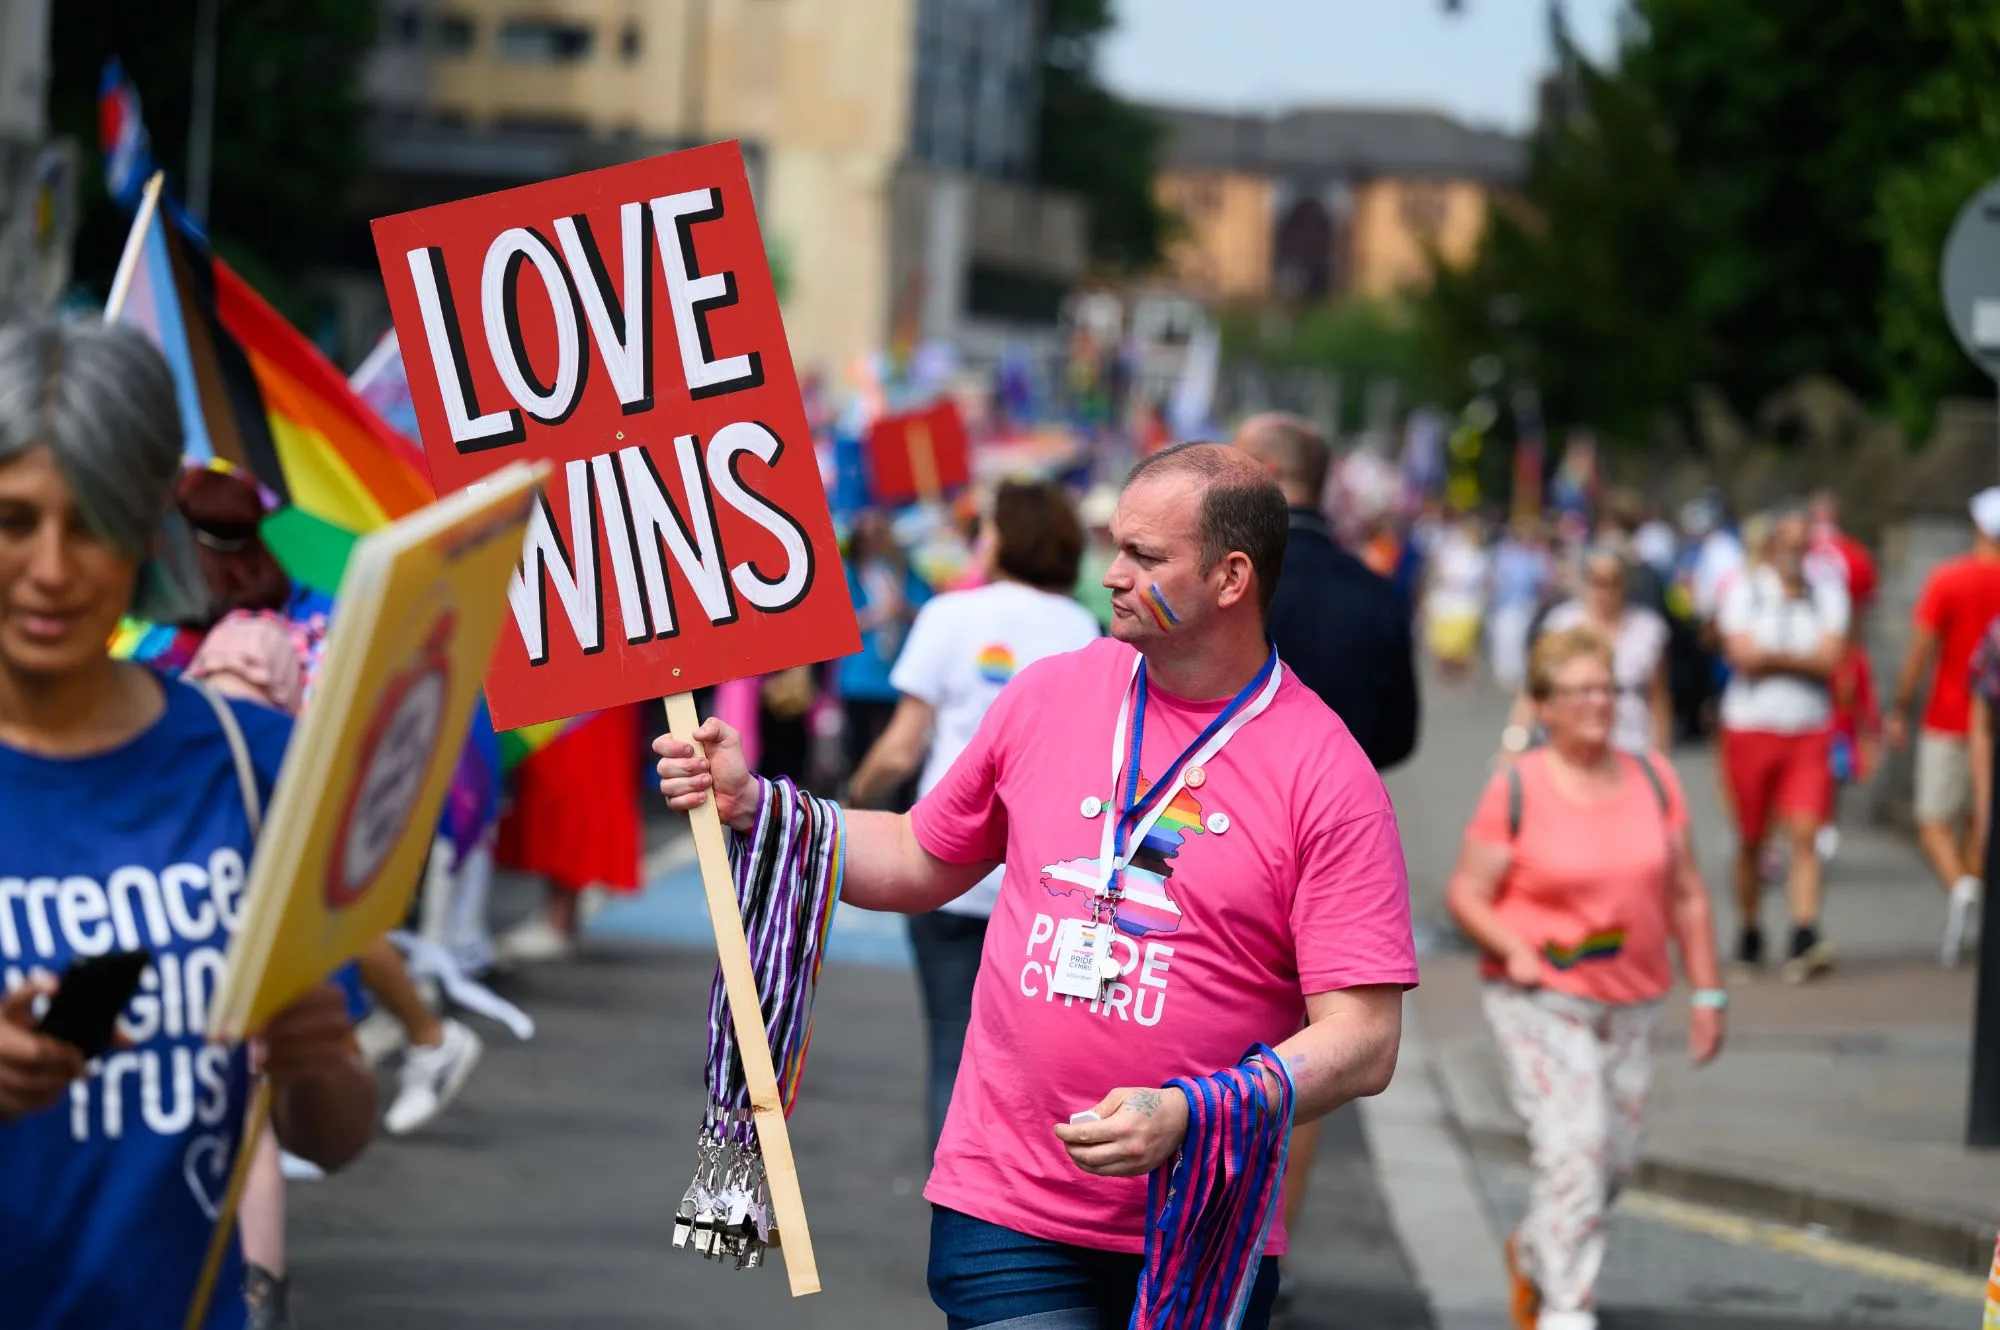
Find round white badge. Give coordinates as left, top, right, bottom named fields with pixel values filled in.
left=1206, top=812, right=1231, bottom=835
left=1080, top=796, right=1104, bottom=819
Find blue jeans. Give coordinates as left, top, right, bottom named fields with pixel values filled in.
left=928, top=1206, right=1281, bottom=1330
left=908, top=910, right=988, bottom=1148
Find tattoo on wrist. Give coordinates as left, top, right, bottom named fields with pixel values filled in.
left=1126, top=1089, right=1163, bottom=1117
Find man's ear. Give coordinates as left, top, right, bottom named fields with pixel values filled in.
left=1214, top=551, right=1256, bottom=611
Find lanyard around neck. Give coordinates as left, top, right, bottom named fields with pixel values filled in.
left=1095, top=647, right=1284, bottom=901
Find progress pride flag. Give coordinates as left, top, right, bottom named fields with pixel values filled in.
left=371, top=141, right=859, bottom=730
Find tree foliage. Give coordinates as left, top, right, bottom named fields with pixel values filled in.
left=47, top=0, right=379, bottom=314
left=1877, top=0, right=2000, bottom=436
left=1416, top=0, right=1973, bottom=445
left=1036, top=0, right=1173, bottom=273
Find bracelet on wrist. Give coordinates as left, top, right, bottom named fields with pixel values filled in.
left=1689, top=988, right=1729, bottom=1010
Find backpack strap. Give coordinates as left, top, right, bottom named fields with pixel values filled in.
left=1506, top=761, right=1524, bottom=840
left=1509, top=751, right=1668, bottom=841
left=1632, top=751, right=1670, bottom=817
left=190, top=681, right=263, bottom=838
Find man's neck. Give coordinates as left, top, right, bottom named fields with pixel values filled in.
left=1141, top=622, right=1271, bottom=701
left=1280, top=484, right=1317, bottom=509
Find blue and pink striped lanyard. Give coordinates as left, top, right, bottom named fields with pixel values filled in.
left=1132, top=1043, right=1295, bottom=1330
left=1096, top=647, right=1283, bottom=912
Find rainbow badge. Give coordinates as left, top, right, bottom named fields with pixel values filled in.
left=1143, top=583, right=1181, bottom=631
left=976, top=644, right=1017, bottom=685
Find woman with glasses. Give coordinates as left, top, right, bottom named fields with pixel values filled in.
left=1448, top=627, right=1725, bottom=1330
left=1499, top=546, right=1670, bottom=761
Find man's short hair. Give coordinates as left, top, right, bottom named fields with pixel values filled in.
left=1236, top=412, right=1330, bottom=501
left=1123, top=442, right=1289, bottom=614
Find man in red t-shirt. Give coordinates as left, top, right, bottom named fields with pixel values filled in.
left=1889, top=487, right=2000, bottom=964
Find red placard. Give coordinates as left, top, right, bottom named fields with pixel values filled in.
left=370, top=141, right=860, bottom=730
left=865, top=400, right=971, bottom=505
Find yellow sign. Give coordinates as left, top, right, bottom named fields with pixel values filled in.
left=210, top=461, right=549, bottom=1039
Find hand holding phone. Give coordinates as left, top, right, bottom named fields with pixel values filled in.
left=36, top=950, right=151, bottom=1059
left=0, top=978, right=87, bottom=1122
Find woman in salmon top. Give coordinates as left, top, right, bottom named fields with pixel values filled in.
left=1447, top=627, right=1726, bottom=1330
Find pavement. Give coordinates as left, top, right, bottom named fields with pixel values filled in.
left=1393, top=677, right=2000, bottom=1278
left=285, top=929, right=1431, bottom=1329
left=279, top=677, right=2000, bottom=1327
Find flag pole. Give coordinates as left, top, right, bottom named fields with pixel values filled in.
left=103, top=171, right=166, bottom=325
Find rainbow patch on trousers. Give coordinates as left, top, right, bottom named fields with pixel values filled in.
left=1541, top=930, right=1626, bottom=970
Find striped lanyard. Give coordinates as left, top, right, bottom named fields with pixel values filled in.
left=1132, top=1043, right=1295, bottom=1330
left=1096, top=647, right=1284, bottom=915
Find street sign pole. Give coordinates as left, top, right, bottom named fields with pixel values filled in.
left=1974, top=736, right=2000, bottom=1146
left=1941, top=178, right=2000, bottom=1146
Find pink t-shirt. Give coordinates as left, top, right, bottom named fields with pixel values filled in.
left=1466, top=750, right=1687, bottom=1004
left=911, top=637, right=1418, bottom=1255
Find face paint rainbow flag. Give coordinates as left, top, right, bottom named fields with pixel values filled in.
left=1143, top=582, right=1181, bottom=631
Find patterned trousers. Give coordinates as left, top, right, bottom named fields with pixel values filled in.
left=1483, top=983, right=1663, bottom=1319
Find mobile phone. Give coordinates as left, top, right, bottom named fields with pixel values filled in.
left=37, top=950, right=152, bottom=1058
left=1068, top=1111, right=1101, bottom=1126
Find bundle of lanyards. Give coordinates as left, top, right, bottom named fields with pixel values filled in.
left=673, top=777, right=843, bottom=1269
left=1131, top=1043, right=1295, bottom=1330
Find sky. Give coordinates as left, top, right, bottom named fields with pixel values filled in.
left=1099, top=0, right=1627, bottom=133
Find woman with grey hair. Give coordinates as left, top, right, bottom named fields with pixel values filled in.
left=0, top=317, right=376, bottom=1329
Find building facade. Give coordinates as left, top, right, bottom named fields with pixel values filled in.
left=1150, top=104, right=1522, bottom=304
left=359, top=0, right=1081, bottom=376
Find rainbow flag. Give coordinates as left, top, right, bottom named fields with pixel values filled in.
left=114, top=217, right=434, bottom=594
left=98, top=59, right=576, bottom=774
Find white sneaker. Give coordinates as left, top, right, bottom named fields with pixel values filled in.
left=1943, top=876, right=1982, bottom=968
left=1814, top=825, right=1841, bottom=862
left=384, top=1019, right=484, bottom=1137
left=279, top=1151, right=325, bottom=1182
left=1537, top=1313, right=1597, bottom=1330
left=494, top=916, right=575, bottom=969
left=353, top=1009, right=408, bottom=1067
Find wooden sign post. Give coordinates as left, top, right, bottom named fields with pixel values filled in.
left=186, top=463, right=551, bottom=1328
left=372, top=141, right=860, bottom=1297
left=663, top=692, right=816, bottom=1285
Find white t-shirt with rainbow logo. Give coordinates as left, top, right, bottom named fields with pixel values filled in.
left=890, top=580, right=1102, bottom=917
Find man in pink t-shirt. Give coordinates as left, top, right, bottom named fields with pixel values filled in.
left=656, top=443, right=1416, bottom=1329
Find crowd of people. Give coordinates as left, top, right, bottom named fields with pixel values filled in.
left=13, top=307, right=2000, bottom=1330
left=1395, top=469, right=2000, bottom=1327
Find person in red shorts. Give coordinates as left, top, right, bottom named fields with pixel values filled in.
left=1889, top=488, right=2000, bottom=965
left=1715, top=509, right=1849, bottom=983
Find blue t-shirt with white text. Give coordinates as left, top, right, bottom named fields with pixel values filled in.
left=0, top=675, right=292, bottom=1330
